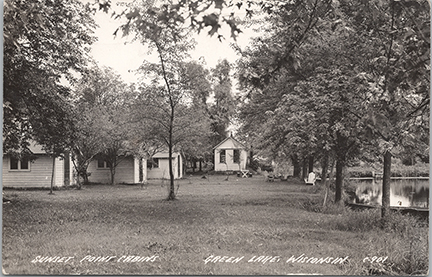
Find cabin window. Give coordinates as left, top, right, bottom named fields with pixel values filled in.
left=220, top=150, right=226, bottom=163
left=20, top=157, right=30, bottom=170
left=147, top=158, right=159, bottom=169
left=97, top=158, right=109, bottom=169
left=10, top=157, right=30, bottom=171
left=233, top=149, right=240, bottom=163
left=10, top=158, right=19, bottom=170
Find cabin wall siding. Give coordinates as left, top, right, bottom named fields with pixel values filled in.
left=214, top=148, right=248, bottom=172
left=2, top=155, right=65, bottom=188
left=142, top=158, right=147, bottom=182
left=55, top=158, right=64, bottom=186
left=147, top=155, right=183, bottom=179
left=87, top=156, right=136, bottom=184
left=115, top=157, right=134, bottom=184
left=87, top=160, right=111, bottom=184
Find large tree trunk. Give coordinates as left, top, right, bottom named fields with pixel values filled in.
left=321, top=155, right=329, bottom=206
left=328, top=158, right=336, bottom=185
left=321, top=155, right=329, bottom=184
left=139, top=158, right=143, bottom=183
left=381, top=150, right=392, bottom=226
left=76, top=170, right=84, bottom=189
left=249, top=146, right=254, bottom=168
left=335, top=158, right=344, bottom=203
left=292, top=155, right=301, bottom=178
left=79, top=162, right=92, bottom=188
left=192, top=158, right=195, bottom=172
left=71, top=156, right=82, bottom=189
left=308, top=155, right=314, bottom=173
left=302, top=157, right=308, bottom=180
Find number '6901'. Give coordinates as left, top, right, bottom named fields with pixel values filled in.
left=363, top=256, right=388, bottom=263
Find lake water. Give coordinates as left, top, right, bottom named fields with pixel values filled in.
left=350, top=179, right=429, bottom=208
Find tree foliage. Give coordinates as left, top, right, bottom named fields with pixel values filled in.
left=72, top=66, right=135, bottom=186
left=122, top=2, right=212, bottom=199
left=337, top=0, right=430, bottom=220
left=236, top=0, right=429, bottom=213
left=208, top=59, right=237, bottom=146
left=3, top=0, right=97, bottom=155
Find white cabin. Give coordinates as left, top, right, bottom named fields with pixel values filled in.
left=213, top=137, right=248, bottom=172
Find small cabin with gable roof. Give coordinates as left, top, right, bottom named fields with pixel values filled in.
left=213, top=136, right=249, bottom=172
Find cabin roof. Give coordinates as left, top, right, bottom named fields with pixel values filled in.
left=28, top=143, right=47, bottom=154
left=213, top=136, right=246, bottom=150
left=153, top=151, right=182, bottom=158
left=5, top=142, right=48, bottom=154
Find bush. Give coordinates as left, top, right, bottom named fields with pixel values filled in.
left=332, top=209, right=429, bottom=275
left=385, top=212, right=428, bottom=274
left=384, top=211, right=428, bottom=235
left=321, top=201, right=350, bottom=215
left=390, top=163, right=429, bottom=177
left=298, top=196, right=323, bottom=213
left=348, top=162, right=429, bottom=178
left=332, top=208, right=381, bottom=232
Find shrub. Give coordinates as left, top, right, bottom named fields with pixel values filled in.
left=321, top=201, right=350, bottom=215
left=331, top=208, right=381, bottom=232
left=361, top=216, right=429, bottom=275
left=333, top=210, right=429, bottom=275
left=390, top=163, right=429, bottom=177
left=348, top=163, right=429, bottom=178
left=384, top=211, right=428, bottom=235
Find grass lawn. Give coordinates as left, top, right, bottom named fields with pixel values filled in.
left=2, top=175, right=428, bottom=275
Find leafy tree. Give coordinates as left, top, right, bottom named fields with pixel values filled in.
left=30, top=90, right=76, bottom=194
left=104, top=87, right=136, bottom=185
left=176, top=61, right=214, bottom=171
left=3, top=0, right=96, bottom=193
left=70, top=106, right=103, bottom=187
left=208, top=59, right=237, bottom=146
left=236, top=0, right=334, bottom=178
left=291, top=67, right=366, bottom=203
left=3, top=0, right=96, bottom=155
left=72, top=66, right=135, bottom=185
left=338, top=0, right=430, bottom=222
left=133, top=82, right=211, bottom=197
left=101, top=0, right=248, bottom=41
left=121, top=2, right=212, bottom=199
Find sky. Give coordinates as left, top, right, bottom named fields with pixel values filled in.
left=89, top=1, right=255, bottom=84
